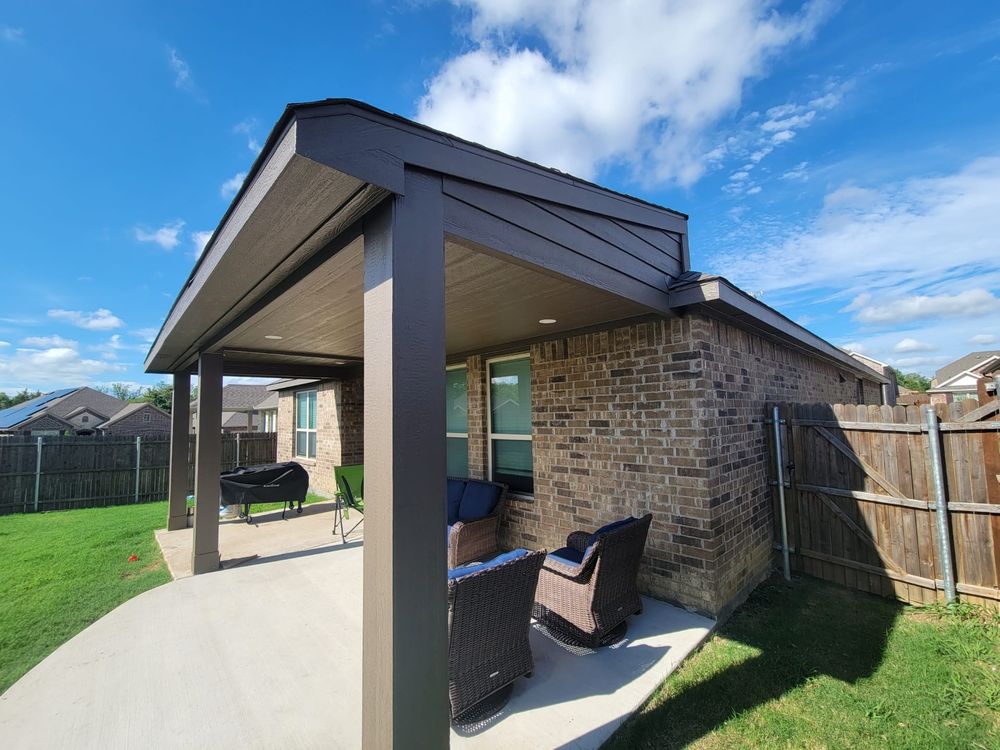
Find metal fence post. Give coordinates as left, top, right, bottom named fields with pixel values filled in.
left=771, top=405, right=791, bottom=581
left=923, top=405, right=957, bottom=604
left=236, top=432, right=241, bottom=468
left=33, top=436, right=43, bottom=512
left=134, top=435, right=142, bottom=503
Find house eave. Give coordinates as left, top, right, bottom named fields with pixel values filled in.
left=668, top=276, right=890, bottom=384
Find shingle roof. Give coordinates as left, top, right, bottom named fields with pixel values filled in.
left=933, top=351, right=1000, bottom=386
left=254, top=391, right=279, bottom=410
left=191, top=384, right=273, bottom=412
left=46, top=387, right=128, bottom=421
left=0, top=388, right=77, bottom=429
left=63, top=405, right=110, bottom=420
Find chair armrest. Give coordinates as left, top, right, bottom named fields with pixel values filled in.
left=566, top=530, right=591, bottom=553
left=448, top=515, right=500, bottom=567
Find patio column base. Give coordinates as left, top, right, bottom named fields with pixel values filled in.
left=191, top=550, right=221, bottom=575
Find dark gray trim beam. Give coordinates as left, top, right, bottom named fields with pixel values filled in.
left=444, top=195, right=672, bottom=315
left=191, top=352, right=223, bottom=575
left=221, top=347, right=363, bottom=363
left=166, top=372, right=190, bottom=532
left=219, top=361, right=361, bottom=379
left=362, top=167, right=449, bottom=747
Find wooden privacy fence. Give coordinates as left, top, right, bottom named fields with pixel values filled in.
left=0, top=432, right=277, bottom=514
left=768, top=401, right=1000, bottom=607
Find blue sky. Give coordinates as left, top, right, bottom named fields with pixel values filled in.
left=1, top=1, right=999, bottom=394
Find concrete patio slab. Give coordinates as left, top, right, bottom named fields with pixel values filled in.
left=0, top=539, right=713, bottom=750
left=154, top=500, right=356, bottom=579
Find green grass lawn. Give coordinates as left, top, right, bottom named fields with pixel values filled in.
left=0, top=502, right=173, bottom=693
left=0, top=493, right=330, bottom=694
left=605, top=577, right=1000, bottom=750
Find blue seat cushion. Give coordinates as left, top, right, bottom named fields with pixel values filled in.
left=447, top=479, right=465, bottom=525
left=588, top=516, right=636, bottom=545
left=448, top=548, right=529, bottom=580
left=458, top=481, right=501, bottom=522
left=547, top=546, right=586, bottom=567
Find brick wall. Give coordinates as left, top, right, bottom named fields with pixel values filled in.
left=461, top=313, right=881, bottom=616
left=276, top=376, right=364, bottom=496
left=102, top=406, right=172, bottom=437
left=692, top=314, right=879, bottom=615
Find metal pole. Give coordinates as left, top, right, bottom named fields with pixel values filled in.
left=235, top=431, right=241, bottom=467
left=772, top=405, right=791, bottom=580
left=134, top=435, right=142, bottom=503
left=33, top=436, right=42, bottom=512
left=923, top=405, right=956, bottom=604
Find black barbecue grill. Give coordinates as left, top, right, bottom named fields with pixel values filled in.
left=219, top=461, right=310, bottom=523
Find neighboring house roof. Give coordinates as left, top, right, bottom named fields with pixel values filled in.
left=46, top=387, right=128, bottom=421
left=254, top=391, right=279, bottom=410
left=17, top=411, right=76, bottom=432
left=221, top=411, right=261, bottom=429
left=63, top=405, right=110, bottom=421
left=191, top=384, right=273, bottom=413
left=933, top=351, right=1000, bottom=386
left=102, top=402, right=169, bottom=428
left=846, top=352, right=893, bottom=372
left=0, top=388, right=77, bottom=429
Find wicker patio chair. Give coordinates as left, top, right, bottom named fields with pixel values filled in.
left=532, top=513, right=653, bottom=648
left=447, top=478, right=508, bottom=568
left=448, top=548, right=546, bottom=720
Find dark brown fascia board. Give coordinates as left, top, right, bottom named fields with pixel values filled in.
left=266, top=378, right=326, bottom=392
left=668, top=277, right=890, bottom=384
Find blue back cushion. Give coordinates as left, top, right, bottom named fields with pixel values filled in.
left=589, top=517, right=636, bottom=546
left=458, top=481, right=501, bottom=521
left=447, top=479, right=465, bottom=525
left=448, top=548, right=528, bottom=580
left=547, top=546, right=585, bottom=567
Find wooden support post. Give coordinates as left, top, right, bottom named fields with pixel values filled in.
left=167, top=372, right=191, bottom=531
left=192, top=352, right=224, bottom=575
left=361, top=168, right=449, bottom=748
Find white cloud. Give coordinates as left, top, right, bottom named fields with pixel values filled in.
left=844, top=289, right=1000, bottom=325
left=233, top=118, right=261, bottom=153
left=714, top=156, right=1000, bottom=306
left=221, top=172, right=246, bottom=199
left=0, top=340, right=10, bottom=347
left=417, top=0, right=833, bottom=186
left=782, top=161, right=809, bottom=181
left=131, top=327, right=159, bottom=343
left=970, top=333, right=999, bottom=345
left=892, top=337, right=935, bottom=353
left=1, top=26, right=24, bottom=42
left=134, top=220, right=184, bottom=250
left=192, top=230, right=212, bottom=257
left=21, top=335, right=78, bottom=348
left=167, top=47, right=192, bottom=89
left=0, top=345, right=126, bottom=392
left=47, top=308, right=124, bottom=331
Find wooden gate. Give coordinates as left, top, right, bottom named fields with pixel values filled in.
left=769, top=401, right=1000, bottom=607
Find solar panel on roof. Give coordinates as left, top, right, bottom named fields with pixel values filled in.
left=0, top=388, right=77, bottom=429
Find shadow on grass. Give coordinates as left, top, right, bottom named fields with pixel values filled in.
left=602, top=576, right=902, bottom=750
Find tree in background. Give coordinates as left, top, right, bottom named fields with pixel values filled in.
left=141, top=382, right=173, bottom=413
left=896, top=371, right=931, bottom=392
left=95, top=383, right=144, bottom=401
left=0, top=388, right=42, bottom=410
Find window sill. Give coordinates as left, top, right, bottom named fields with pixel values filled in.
left=294, top=457, right=318, bottom=465
left=506, top=492, right=534, bottom=503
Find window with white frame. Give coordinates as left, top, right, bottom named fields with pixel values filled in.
left=446, top=365, right=469, bottom=477
left=488, top=355, right=533, bottom=495
left=142, top=411, right=151, bottom=423
left=294, top=390, right=317, bottom=459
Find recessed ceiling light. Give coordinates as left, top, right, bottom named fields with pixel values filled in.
left=538, top=318, right=557, bottom=325
left=264, top=335, right=283, bottom=340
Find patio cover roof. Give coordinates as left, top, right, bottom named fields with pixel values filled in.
left=145, top=99, right=689, bottom=379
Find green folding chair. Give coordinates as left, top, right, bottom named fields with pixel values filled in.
left=333, top=464, right=364, bottom=543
